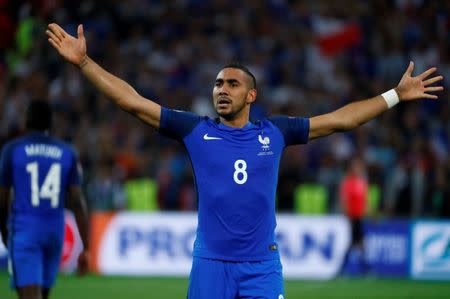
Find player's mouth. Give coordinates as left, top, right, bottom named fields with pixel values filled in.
left=217, top=97, right=232, bottom=108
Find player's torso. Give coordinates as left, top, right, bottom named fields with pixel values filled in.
left=183, top=119, right=285, bottom=259
left=185, top=120, right=284, bottom=199
left=9, top=134, right=73, bottom=225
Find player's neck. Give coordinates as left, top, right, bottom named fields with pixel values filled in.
left=219, top=116, right=249, bottom=128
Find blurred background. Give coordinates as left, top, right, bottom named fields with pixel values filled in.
left=1, top=0, right=450, bottom=298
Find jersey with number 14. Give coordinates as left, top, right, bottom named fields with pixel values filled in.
left=160, top=108, right=310, bottom=261
left=0, top=132, right=81, bottom=230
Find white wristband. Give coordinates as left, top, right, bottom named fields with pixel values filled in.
left=381, top=89, right=400, bottom=108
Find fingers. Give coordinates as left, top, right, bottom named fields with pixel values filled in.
left=424, top=75, right=443, bottom=86
left=405, top=61, right=414, bottom=76
left=423, top=74, right=444, bottom=100
left=77, top=24, right=84, bottom=40
left=48, top=23, right=67, bottom=38
left=46, top=29, right=61, bottom=46
left=423, top=84, right=444, bottom=99
left=47, top=37, right=61, bottom=50
left=46, top=23, right=68, bottom=47
left=424, top=86, right=444, bottom=93
left=418, top=67, right=437, bottom=80
left=422, top=93, right=439, bottom=100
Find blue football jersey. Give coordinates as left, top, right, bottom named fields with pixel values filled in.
left=0, top=132, right=81, bottom=229
left=160, top=108, right=309, bottom=261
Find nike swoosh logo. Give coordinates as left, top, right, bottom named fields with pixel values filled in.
left=203, top=133, right=222, bottom=140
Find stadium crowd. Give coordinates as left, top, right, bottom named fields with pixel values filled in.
left=1, top=0, right=449, bottom=217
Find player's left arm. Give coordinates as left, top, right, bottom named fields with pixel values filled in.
left=0, top=187, right=9, bottom=247
left=308, top=62, right=444, bottom=140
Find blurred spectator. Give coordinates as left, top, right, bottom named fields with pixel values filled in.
left=86, top=158, right=126, bottom=211
left=384, top=140, right=426, bottom=218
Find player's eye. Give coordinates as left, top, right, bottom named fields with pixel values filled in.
left=228, top=81, right=239, bottom=87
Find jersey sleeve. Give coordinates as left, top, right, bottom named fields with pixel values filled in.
left=159, top=107, right=203, bottom=141
left=268, top=116, right=310, bottom=146
left=0, top=143, right=13, bottom=188
left=68, top=147, right=82, bottom=187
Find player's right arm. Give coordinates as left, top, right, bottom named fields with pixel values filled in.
left=46, top=23, right=161, bottom=129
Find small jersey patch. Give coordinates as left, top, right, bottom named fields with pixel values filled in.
left=269, top=244, right=278, bottom=251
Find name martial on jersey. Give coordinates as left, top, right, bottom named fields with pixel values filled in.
left=24, top=144, right=63, bottom=159
left=0, top=132, right=82, bottom=217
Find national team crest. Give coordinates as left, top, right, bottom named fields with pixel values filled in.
left=257, top=134, right=273, bottom=156
left=258, top=135, right=270, bottom=150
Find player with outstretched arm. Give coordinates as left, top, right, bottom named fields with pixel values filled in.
left=46, top=23, right=442, bottom=299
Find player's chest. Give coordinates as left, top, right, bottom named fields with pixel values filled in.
left=185, top=129, right=284, bottom=163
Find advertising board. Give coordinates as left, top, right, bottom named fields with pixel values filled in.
left=91, top=212, right=350, bottom=279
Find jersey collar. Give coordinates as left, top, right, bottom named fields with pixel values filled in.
left=214, top=119, right=259, bottom=131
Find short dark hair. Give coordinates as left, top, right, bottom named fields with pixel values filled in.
left=222, top=62, right=257, bottom=89
left=26, top=100, right=52, bottom=131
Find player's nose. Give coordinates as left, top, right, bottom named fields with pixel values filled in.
left=216, top=84, right=229, bottom=95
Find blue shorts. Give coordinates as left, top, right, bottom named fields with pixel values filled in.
left=9, top=228, right=63, bottom=289
left=187, top=257, right=285, bottom=299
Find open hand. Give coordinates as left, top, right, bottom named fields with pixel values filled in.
left=396, top=61, right=444, bottom=101
left=46, top=23, right=87, bottom=66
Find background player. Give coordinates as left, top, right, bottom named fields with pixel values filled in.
left=0, top=100, right=90, bottom=299
left=46, top=23, right=443, bottom=298
left=339, top=157, right=369, bottom=274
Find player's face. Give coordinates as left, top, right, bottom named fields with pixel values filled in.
left=213, top=68, right=256, bottom=120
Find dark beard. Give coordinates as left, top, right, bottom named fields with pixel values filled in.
left=216, top=98, right=247, bottom=121
left=217, top=110, right=235, bottom=121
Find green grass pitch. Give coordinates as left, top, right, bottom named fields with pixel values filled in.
left=1, top=271, right=450, bottom=298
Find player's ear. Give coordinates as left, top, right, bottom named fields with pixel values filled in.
left=246, top=89, right=257, bottom=104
